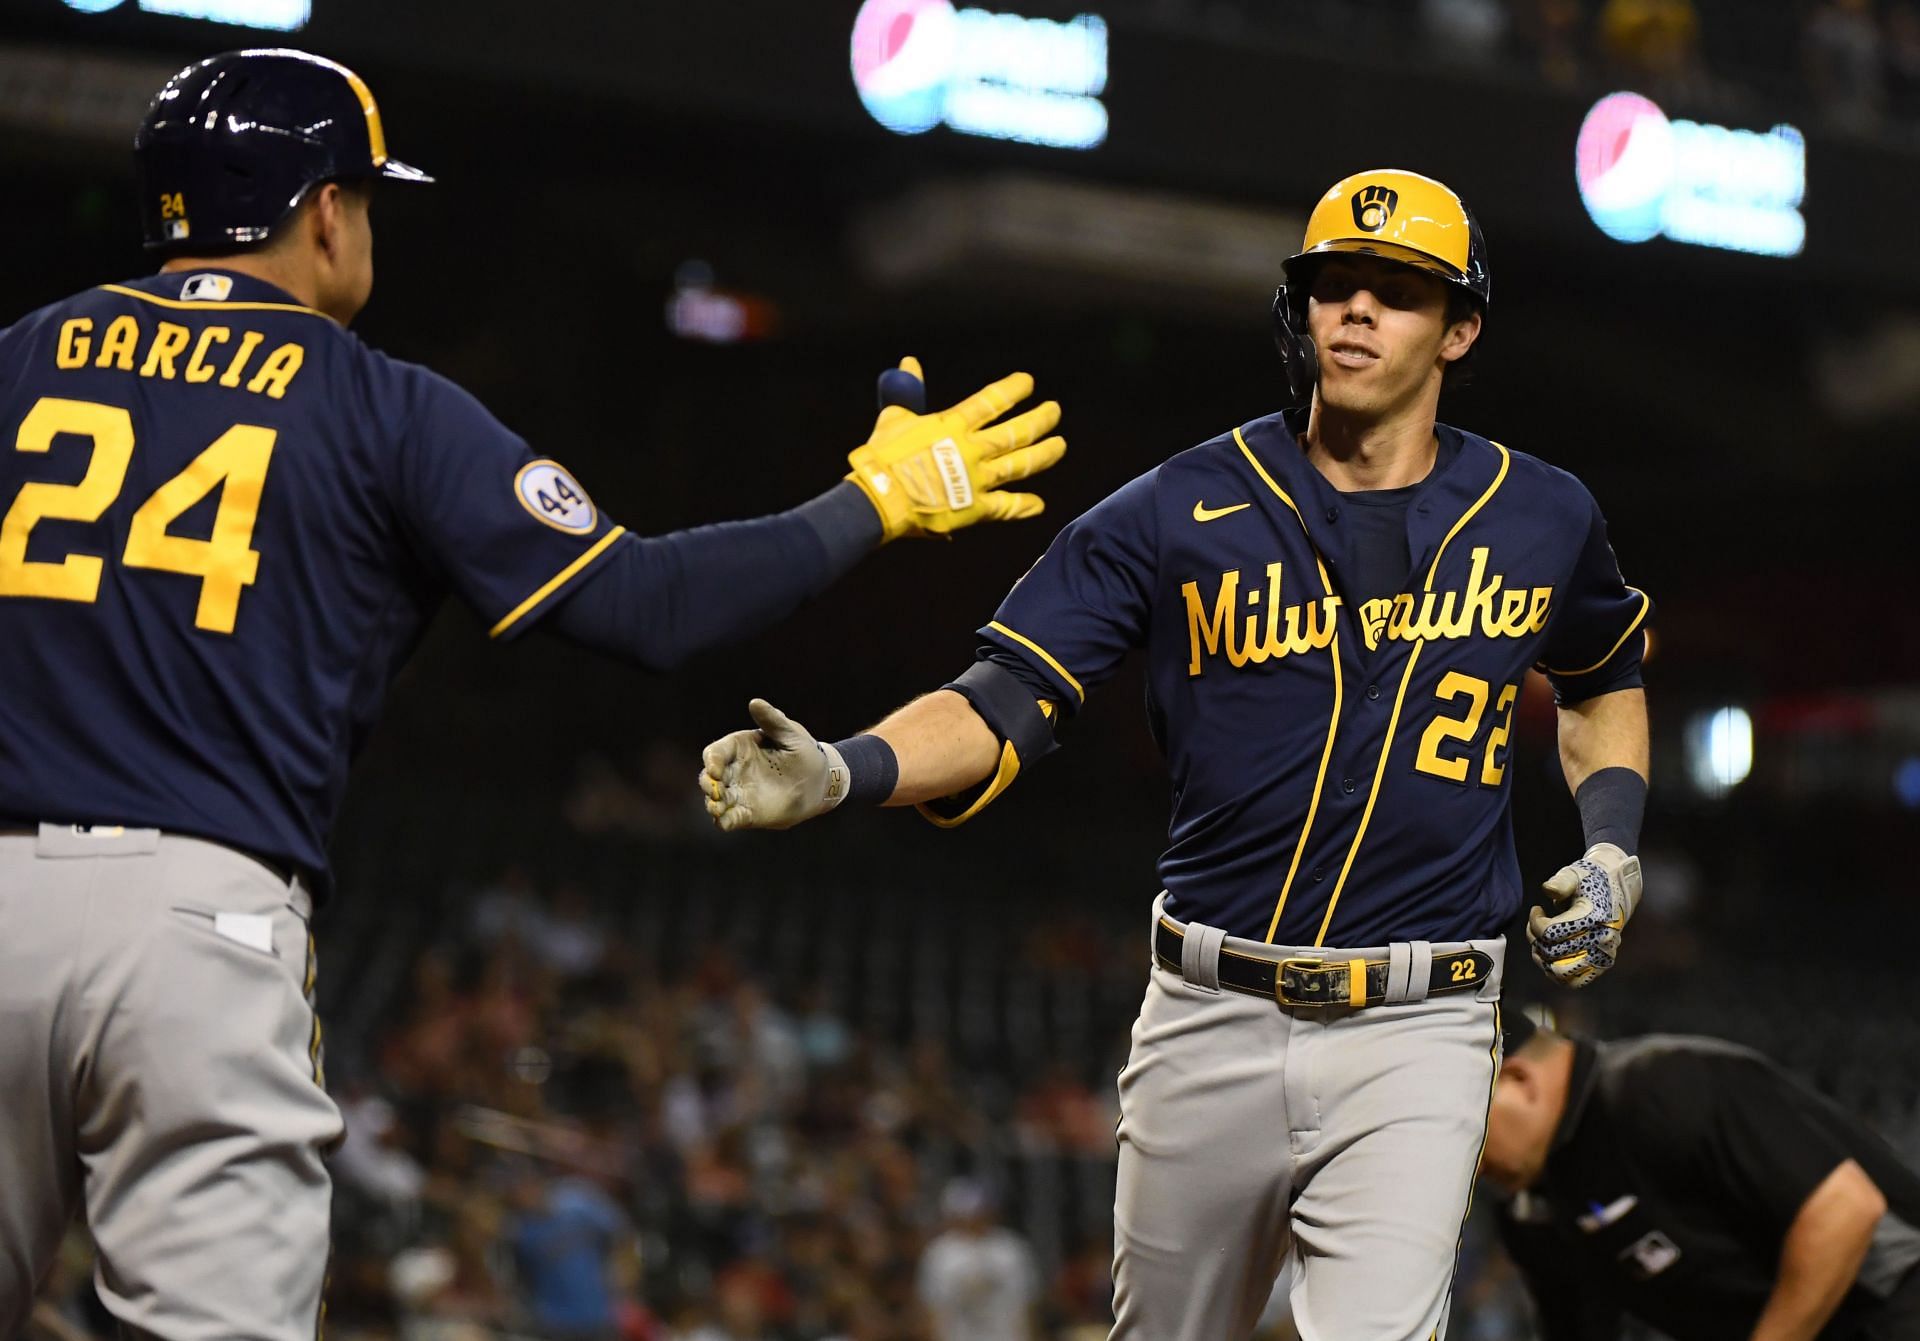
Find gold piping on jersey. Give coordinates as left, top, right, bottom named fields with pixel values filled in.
left=1443, top=1001, right=1503, bottom=1339
left=1313, top=444, right=1512, bottom=947
left=316, top=1254, right=331, bottom=1341
left=1231, top=427, right=1347, bottom=945
left=1231, top=426, right=1311, bottom=529
left=488, top=526, right=628, bottom=639
left=304, top=931, right=325, bottom=1088
left=1543, top=587, right=1650, bottom=677
left=916, top=699, right=1058, bottom=828
left=98, top=284, right=328, bottom=319
left=986, top=620, right=1085, bottom=702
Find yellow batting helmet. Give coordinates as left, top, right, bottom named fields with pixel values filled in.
left=1272, top=168, right=1490, bottom=404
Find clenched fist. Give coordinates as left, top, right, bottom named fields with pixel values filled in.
left=1528, top=843, right=1643, bottom=988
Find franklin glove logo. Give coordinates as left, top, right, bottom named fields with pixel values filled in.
left=1352, top=185, right=1399, bottom=233
left=930, top=438, right=973, bottom=510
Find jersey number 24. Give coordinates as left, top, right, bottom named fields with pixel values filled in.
left=0, top=396, right=273, bottom=634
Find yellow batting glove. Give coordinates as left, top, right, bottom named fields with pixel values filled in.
left=846, top=356, right=1066, bottom=542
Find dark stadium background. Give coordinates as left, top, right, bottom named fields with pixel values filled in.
left=4, top=1, right=1918, bottom=1337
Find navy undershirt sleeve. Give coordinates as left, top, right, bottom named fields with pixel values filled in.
left=541, top=483, right=880, bottom=669
left=979, top=646, right=1059, bottom=703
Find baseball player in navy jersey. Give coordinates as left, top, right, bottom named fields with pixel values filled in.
left=700, top=169, right=1652, bottom=1339
left=0, top=49, right=1065, bottom=1340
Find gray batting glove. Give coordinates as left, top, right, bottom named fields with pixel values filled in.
left=1527, top=842, right=1643, bottom=989
left=699, top=699, right=849, bottom=832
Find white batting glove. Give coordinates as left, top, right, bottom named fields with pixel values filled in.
left=1528, top=843, right=1643, bottom=989
left=699, top=699, right=848, bottom=832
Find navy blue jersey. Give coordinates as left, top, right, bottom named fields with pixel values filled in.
left=980, top=411, right=1648, bottom=947
left=0, top=272, right=629, bottom=880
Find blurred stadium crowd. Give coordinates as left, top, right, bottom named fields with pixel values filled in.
left=309, top=875, right=1107, bottom=1341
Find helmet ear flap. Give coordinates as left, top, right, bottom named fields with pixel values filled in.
left=1271, top=284, right=1318, bottom=407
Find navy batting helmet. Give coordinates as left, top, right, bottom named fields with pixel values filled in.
left=133, top=49, right=431, bottom=256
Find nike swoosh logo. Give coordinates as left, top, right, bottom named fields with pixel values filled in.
left=1192, top=501, right=1252, bottom=523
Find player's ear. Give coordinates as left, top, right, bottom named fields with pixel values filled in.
left=307, top=182, right=353, bottom=262
left=1497, top=1055, right=1537, bottom=1099
left=1439, top=307, right=1482, bottom=365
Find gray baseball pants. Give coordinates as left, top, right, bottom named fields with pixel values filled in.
left=1110, top=895, right=1503, bottom=1341
left=0, top=825, right=340, bottom=1341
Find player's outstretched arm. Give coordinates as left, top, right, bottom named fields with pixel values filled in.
left=700, top=691, right=1000, bottom=832
left=1528, top=687, right=1650, bottom=988
left=539, top=358, right=1063, bottom=671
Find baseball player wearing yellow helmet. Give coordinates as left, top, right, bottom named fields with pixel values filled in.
left=701, top=169, right=1651, bottom=1338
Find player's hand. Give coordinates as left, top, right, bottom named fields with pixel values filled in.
left=846, top=356, right=1066, bottom=542
left=699, top=699, right=848, bottom=832
left=1528, top=843, right=1643, bottom=989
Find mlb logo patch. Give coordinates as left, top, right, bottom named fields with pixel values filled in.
left=180, top=273, right=234, bottom=302
left=1618, top=1229, right=1681, bottom=1280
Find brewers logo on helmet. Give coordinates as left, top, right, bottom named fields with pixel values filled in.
left=133, top=49, right=432, bottom=256
left=1272, top=168, right=1490, bottom=404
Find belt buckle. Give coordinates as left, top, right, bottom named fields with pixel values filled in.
left=1276, top=957, right=1341, bottom=1008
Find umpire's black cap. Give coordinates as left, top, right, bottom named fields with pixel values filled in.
left=134, top=49, right=432, bottom=256
left=1500, top=1002, right=1564, bottom=1058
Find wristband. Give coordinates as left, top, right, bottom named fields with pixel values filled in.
left=829, top=733, right=899, bottom=807
left=1575, top=766, right=1646, bottom=854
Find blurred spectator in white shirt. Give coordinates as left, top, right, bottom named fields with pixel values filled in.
left=916, top=1180, right=1040, bottom=1341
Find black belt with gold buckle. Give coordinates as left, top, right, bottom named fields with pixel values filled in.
left=1154, top=919, right=1493, bottom=1008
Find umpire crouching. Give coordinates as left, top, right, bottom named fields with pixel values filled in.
left=1482, top=1014, right=1920, bottom=1339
